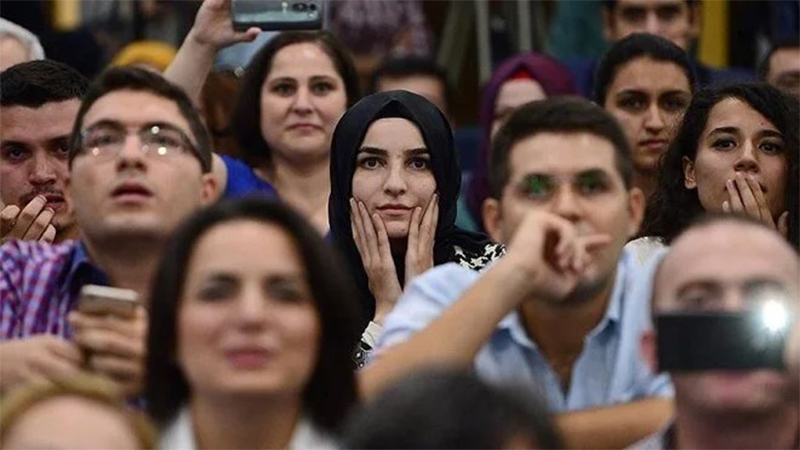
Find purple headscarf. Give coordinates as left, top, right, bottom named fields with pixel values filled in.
left=465, top=53, right=578, bottom=230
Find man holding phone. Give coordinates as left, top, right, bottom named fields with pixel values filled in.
left=0, top=67, right=217, bottom=396
left=636, top=215, right=799, bottom=449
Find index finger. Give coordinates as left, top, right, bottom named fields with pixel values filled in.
left=745, top=174, right=774, bottom=225
left=8, top=196, right=47, bottom=239
left=1, top=204, right=21, bottom=236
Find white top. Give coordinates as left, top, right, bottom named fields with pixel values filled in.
left=159, top=407, right=338, bottom=450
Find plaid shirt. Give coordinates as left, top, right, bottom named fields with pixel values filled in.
left=1, top=239, right=108, bottom=340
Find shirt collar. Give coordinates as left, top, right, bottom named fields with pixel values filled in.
left=63, top=240, right=109, bottom=290
left=497, top=250, right=633, bottom=347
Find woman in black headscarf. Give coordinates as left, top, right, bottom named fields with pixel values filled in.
left=329, top=91, right=503, bottom=366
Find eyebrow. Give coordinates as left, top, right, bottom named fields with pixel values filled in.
left=357, top=146, right=429, bottom=156
left=708, top=127, right=784, bottom=139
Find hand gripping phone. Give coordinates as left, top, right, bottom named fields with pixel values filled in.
left=232, top=0, right=325, bottom=31
left=78, top=285, right=139, bottom=319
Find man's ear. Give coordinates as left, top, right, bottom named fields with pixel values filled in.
left=482, top=197, right=504, bottom=243
left=641, top=329, right=659, bottom=374
left=682, top=156, right=697, bottom=190
left=601, top=6, right=616, bottom=42
left=627, top=186, right=646, bottom=238
left=200, top=173, right=219, bottom=205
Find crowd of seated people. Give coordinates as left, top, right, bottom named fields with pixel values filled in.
left=1, top=0, right=799, bottom=449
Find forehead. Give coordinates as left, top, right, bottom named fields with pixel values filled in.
left=615, top=0, right=687, bottom=11
left=190, top=220, right=303, bottom=273
left=608, top=57, right=691, bottom=94
left=267, top=42, right=340, bottom=79
left=507, top=131, right=621, bottom=180
left=378, top=76, right=445, bottom=104
left=82, top=90, right=192, bottom=134
left=0, top=100, right=80, bottom=142
left=703, top=98, right=778, bottom=135
left=770, top=47, right=800, bottom=73
left=659, top=223, right=800, bottom=293
left=496, top=79, right=546, bottom=109
left=361, top=118, right=425, bottom=150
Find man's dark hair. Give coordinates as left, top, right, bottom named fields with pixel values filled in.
left=640, top=82, right=799, bottom=249
left=343, top=368, right=564, bottom=449
left=0, top=60, right=89, bottom=108
left=67, top=67, right=213, bottom=173
left=758, top=34, right=800, bottom=80
left=145, top=197, right=362, bottom=433
left=489, top=97, right=634, bottom=199
left=233, top=31, right=360, bottom=169
left=369, top=55, right=454, bottom=114
left=594, top=33, right=696, bottom=104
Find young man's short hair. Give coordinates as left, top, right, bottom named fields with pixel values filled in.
left=369, top=55, right=454, bottom=114
left=489, top=97, right=633, bottom=198
left=0, top=60, right=89, bottom=108
left=67, top=67, right=213, bottom=173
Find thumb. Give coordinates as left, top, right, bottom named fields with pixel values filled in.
left=778, top=211, right=790, bottom=237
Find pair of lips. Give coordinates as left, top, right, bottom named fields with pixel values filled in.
left=287, top=123, right=322, bottom=130
left=110, top=181, right=153, bottom=199
left=638, top=139, right=669, bottom=151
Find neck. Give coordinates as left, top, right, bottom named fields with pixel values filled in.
left=55, top=223, right=80, bottom=243
left=675, top=403, right=799, bottom=449
left=81, top=234, right=163, bottom=302
left=518, top=276, right=614, bottom=385
left=257, top=157, right=330, bottom=233
left=191, top=394, right=303, bottom=450
left=633, top=170, right=657, bottom=201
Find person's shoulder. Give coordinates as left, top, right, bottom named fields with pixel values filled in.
left=409, top=262, right=481, bottom=300
left=220, top=155, right=278, bottom=198
left=0, top=239, right=76, bottom=266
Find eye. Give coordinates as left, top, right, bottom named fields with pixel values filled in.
left=53, top=139, right=70, bottom=158
left=656, top=5, right=681, bottom=21
left=266, top=278, right=306, bottom=303
left=271, top=82, right=296, bottom=96
left=617, top=96, right=647, bottom=112
left=408, top=156, right=430, bottom=171
left=196, top=280, right=237, bottom=302
left=577, top=173, right=609, bottom=195
left=760, top=140, right=784, bottom=155
left=85, top=130, right=122, bottom=149
left=661, top=96, right=689, bottom=113
left=1, top=144, right=30, bottom=162
left=711, top=138, right=736, bottom=151
left=357, top=156, right=383, bottom=170
left=310, top=81, right=334, bottom=95
left=520, top=174, right=555, bottom=200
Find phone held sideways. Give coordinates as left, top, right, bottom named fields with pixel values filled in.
left=78, top=285, right=140, bottom=319
left=232, top=0, right=325, bottom=31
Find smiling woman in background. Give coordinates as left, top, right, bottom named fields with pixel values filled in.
left=145, top=198, right=362, bottom=449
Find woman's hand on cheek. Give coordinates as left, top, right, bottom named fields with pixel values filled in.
left=723, top=173, right=789, bottom=236
left=350, top=198, right=403, bottom=324
left=405, top=194, right=438, bottom=285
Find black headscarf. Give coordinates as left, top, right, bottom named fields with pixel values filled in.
left=329, top=91, right=499, bottom=326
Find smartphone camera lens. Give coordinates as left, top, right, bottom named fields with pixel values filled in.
left=292, top=2, right=308, bottom=12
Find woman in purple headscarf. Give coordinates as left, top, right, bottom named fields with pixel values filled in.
left=462, top=53, right=578, bottom=231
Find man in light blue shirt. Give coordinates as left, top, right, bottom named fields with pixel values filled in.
left=362, top=97, right=672, bottom=448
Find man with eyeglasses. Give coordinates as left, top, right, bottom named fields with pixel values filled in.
left=363, top=98, right=672, bottom=448
left=0, top=67, right=218, bottom=396
left=632, top=215, right=799, bottom=449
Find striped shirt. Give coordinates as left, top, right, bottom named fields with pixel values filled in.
left=1, top=240, right=108, bottom=340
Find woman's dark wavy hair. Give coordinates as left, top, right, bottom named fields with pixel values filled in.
left=233, top=31, right=360, bottom=169
left=145, top=198, right=363, bottom=433
left=640, top=82, right=799, bottom=249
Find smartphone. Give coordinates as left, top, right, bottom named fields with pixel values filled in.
left=656, top=311, right=791, bottom=372
left=78, top=285, right=139, bottom=319
left=231, top=0, right=325, bottom=32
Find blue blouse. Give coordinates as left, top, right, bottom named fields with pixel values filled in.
left=220, top=154, right=278, bottom=199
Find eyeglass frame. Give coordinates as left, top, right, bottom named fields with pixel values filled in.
left=74, top=120, right=200, bottom=162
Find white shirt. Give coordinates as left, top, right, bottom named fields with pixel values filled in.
left=159, top=407, right=338, bottom=450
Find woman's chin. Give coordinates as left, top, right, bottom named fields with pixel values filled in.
left=384, top=223, right=410, bottom=240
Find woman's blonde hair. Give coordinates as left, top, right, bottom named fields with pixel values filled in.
left=0, top=374, right=156, bottom=449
